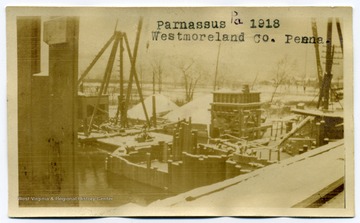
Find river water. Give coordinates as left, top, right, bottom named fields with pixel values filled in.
left=76, top=144, right=172, bottom=207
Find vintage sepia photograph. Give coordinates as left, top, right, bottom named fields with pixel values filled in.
left=6, top=6, right=354, bottom=217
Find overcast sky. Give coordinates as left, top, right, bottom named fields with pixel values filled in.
left=8, top=7, right=346, bottom=83
left=76, top=7, right=344, bottom=83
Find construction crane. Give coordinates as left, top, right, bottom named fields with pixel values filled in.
left=77, top=17, right=150, bottom=134
left=311, top=19, right=323, bottom=88
left=313, top=18, right=343, bottom=110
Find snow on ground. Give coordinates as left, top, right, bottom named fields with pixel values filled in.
left=160, top=86, right=321, bottom=125
left=107, top=85, right=326, bottom=123
left=251, top=85, right=318, bottom=104
left=126, top=93, right=179, bottom=120
left=163, top=94, right=213, bottom=125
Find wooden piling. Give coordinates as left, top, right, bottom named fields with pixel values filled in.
left=192, top=130, right=198, bottom=152
left=303, top=144, right=309, bottom=153
left=179, top=125, right=184, bottom=158
left=34, top=17, right=79, bottom=206
left=175, top=136, right=180, bottom=161
left=183, top=123, right=189, bottom=153
left=319, top=120, right=326, bottom=146
left=146, top=152, right=151, bottom=169
left=159, top=141, right=167, bottom=162
left=324, top=138, right=329, bottom=145
left=316, top=122, right=321, bottom=147
left=225, top=160, right=236, bottom=179
left=277, top=148, right=281, bottom=161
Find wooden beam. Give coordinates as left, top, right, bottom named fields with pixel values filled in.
left=46, top=16, right=79, bottom=206
left=123, top=18, right=150, bottom=126
left=17, top=16, right=41, bottom=204
left=104, top=32, right=121, bottom=93
left=77, top=33, right=115, bottom=85
left=87, top=33, right=120, bottom=133
left=210, top=102, right=263, bottom=107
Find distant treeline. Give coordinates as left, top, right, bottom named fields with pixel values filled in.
left=81, top=78, right=215, bottom=88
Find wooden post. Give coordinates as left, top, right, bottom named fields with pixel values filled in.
left=317, top=19, right=334, bottom=109
left=160, top=141, right=168, bottom=162
left=104, top=33, right=121, bottom=93
left=319, top=120, right=326, bottom=146
left=311, top=19, right=323, bottom=88
left=152, top=95, right=157, bottom=127
left=182, top=124, right=188, bottom=153
left=324, top=137, right=329, bottom=145
left=316, top=122, right=321, bottom=147
left=303, top=144, right=309, bottom=152
left=192, top=130, right=198, bottom=151
left=323, top=19, right=334, bottom=110
left=88, top=32, right=120, bottom=133
left=213, top=43, right=221, bottom=91
left=179, top=125, right=184, bottom=158
left=277, top=148, right=281, bottom=162
left=123, top=18, right=150, bottom=126
left=172, top=130, right=177, bottom=158
left=256, top=109, right=262, bottom=138
left=167, top=159, right=173, bottom=186
left=268, top=149, right=272, bottom=161
left=174, top=134, right=180, bottom=161
left=119, top=33, right=125, bottom=127
left=17, top=17, right=41, bottom=204
left=44, top=17, right=79, bottom=206
left=146, top=152, right=151, bottom=169
left=115, top=33, right=125, bottom=126
left=167, top=147, right=172, bottom=161
left=225, top=160, right=236, bottom=179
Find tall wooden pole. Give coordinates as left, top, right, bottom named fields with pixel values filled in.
left=115, top=33, right=125, bottom=126
left=88, top=32, right=120, bottom=133
left=335, top=18, right=343, bottom=55
left=317, top=18, right=334, bottom=110
left=213, top=43, right=221, bottom=91
left=311, top=19, right=323, bottom=88
left=104, top=32, right=121, bottom=93
left=323, top=19, right=334, bottom=110
left=123, top=18, right=150, bottom=126
left=119, top=33, right=124, bottom=125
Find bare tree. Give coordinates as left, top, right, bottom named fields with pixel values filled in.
left=151, top=58, right=163, bottom=94
left=270, top=56, right=297, bottom=102
left=176, top=59, right=202, bottom=103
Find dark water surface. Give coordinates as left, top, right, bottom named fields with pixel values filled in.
left=77, top=145, right=172, bottom=207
